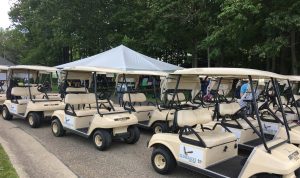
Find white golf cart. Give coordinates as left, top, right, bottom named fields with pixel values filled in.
left=0, top=65, right=9, bottom=110
left=51, top=66, right=140, bottom=151
left=148, top=68, right=300, bottom=177
left=2, top=65, right=65, bottom=128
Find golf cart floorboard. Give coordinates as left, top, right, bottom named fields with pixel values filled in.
left=76, top=127, right=89, bottom=134
left=138, top=120, right=149, bottom=125
left=206, top=156, right=245, bottom=178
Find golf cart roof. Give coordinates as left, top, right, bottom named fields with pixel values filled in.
left=122, top=70, right=168, bottom=76
left=0, top=65, right=9, bottom=71
left=288, top=75, right=300, bottom=81
left=62, top=66, right=123, bottom=74
left=173, top=68, right=287, bottom=79
left=9, top=65, right=57, bottom=72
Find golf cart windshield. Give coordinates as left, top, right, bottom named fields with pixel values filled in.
left=7, top=65, right=58, bottom=101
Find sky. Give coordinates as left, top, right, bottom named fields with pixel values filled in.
left=0, top=0, right=12, bottom=29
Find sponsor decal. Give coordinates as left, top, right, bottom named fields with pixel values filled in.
left=64, top=115, right=74, bottom=129
left=179, top=145, right=203, bottom=167
left=10, top=104, right=17, bottom=114
left=262, top=122, right=279, bottom=135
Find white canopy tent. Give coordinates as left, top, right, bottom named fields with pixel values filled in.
left=56, top=45, right=182, bottom=72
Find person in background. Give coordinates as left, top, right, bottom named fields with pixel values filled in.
left=240, top=80, right=249, bottom=98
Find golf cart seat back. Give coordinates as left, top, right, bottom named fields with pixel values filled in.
left=176, top=109, right=211, bottom=127
left=219, top=103, right=240, bottom=116
left=123, top=93, right=146, bottom=103
left=176, top=109, right=236, bottom=148
left=123, top=93, right=156, bottom=112
left=11, top=87, right=42, bottom=97
left=66, top=87, right=87, bottom=94
left=65, top=93, right=95, bottom=105
left=167, top=92, right=186, bottom=102
left=64, top=93, right=97, bottom=116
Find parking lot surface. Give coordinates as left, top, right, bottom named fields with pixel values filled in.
left=7, top=117, right=203, bottom=178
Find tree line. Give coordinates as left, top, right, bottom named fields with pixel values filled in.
left=0, top=0, right=299, bottom=74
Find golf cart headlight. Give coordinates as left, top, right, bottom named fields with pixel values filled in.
left=114, top=117, right=130, bottom=121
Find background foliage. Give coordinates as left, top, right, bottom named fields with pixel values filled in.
left=0, top=0, right=299, bottom=74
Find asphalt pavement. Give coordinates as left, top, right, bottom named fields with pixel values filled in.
left=3, top=117, right=202, bottom=178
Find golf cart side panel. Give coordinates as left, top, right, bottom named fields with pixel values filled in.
left=0, top=93, right=6, bottom=104
left=24, top=101, right=65, bottom=117
left=149, top=109, right=175, bottom=127
left=4, top=100, right=26, bottom=115
left=240, top=139, right=300, bottom=177
left=51, top=110, right=66, bottom=123
left=148, top=133, right=238, bottom=168
left=276, top=126, right=300, bottom=144
left=87, top=113, right=138, bottom=135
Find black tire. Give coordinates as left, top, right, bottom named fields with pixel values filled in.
left=295, top=168, right=300, bottom=177
left=152, top=122, right=168, bottom=134
left=151, top=147, right=176, bottom=174
left=27, top=112, right=41, bottom=128
left=124, top=126, right=140, bottom=144
left=93, top=130, right=112, bottom=151
left=2, top=106, right=12, bottom=120
left=51, top=119, right=65, bottom=137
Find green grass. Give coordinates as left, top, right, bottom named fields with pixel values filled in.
left=0, top=145, right=18, bottom=178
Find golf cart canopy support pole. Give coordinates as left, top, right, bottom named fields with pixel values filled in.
left=287, top=80, right=300, bottom=120
left=169, top=75, right=181, bottom=108
left=248, top=75, right=271, bottom=153
left=271, top=78, right=291, bottom=142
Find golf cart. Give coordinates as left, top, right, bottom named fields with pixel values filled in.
left=2, top=65, right=65, bottom=128
left=117, top=71, right=174, bottom=133
left=0, top=65, right=9, bottom=110
left=148, top=68, right=300, bottom=177
left=118, top=71, right=199, bottom=133
left=51, top=66, right=140, bottom=151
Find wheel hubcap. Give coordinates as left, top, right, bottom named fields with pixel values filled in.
left=52, top=123, right=58, bottom=133
left=154, top=126, right=162, bottom=133
left=3, top=109, right=6, bottom=118
left=154, top=154, right=166, bottom=169
left=94, top=135, right=103, bottom=147
left=28, top=116, right=33, bottom=125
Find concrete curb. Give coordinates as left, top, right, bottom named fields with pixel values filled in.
left=0, top=118, right=78, bottom=178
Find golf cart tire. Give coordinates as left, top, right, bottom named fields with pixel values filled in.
left=2, top=106, right=12, bottom=120
left=51, top=119, right=65, bottom=137
left=152, top=122, right=168, bottom=134
left=124, top=125, right=140, bottom=144
left=93, top=129, right=112, bottom=151
left=28, top=112, right=41, bottom=128
left=151, top=147, right=176, bottom=174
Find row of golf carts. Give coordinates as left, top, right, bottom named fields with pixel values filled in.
left=1, top=65, right=300, bottom=178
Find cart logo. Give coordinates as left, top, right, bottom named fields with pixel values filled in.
left=288, top=151, right=299, bottom=161
left=64, top=115, right=74, bottom=128
left=263, top=124, right=271, bottom=129
left=183, top=147, right=193, bottom=155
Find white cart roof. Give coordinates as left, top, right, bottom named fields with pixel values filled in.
left=56, top=45, right=182, bottom=72
left=0, top=65, right=9, bottom=71
left=288, top=75, right=300, bottom=81
left=173, top=68, right=287, bottom=79
left=63, top=66, right=123, bottom=74
left=9, top=65, right=57, bottom=72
